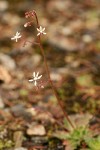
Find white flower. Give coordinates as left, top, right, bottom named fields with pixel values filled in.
left=29, top=72, right=42, bottom=86
left=37, top=26, right=46, bottom=36
left=11, top=31, right=22, bottom=42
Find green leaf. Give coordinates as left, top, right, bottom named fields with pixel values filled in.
left=67, top=127, right=91, bottom=149
left=63, top=118, right=74, bottom=132
left=53, top=131, right=68, bottom=140
left=85, top=136, right=100, bottom=150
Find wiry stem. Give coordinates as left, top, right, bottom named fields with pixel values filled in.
left=34, top=11, right=75, bottom=129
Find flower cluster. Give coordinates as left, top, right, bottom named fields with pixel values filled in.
left=11, top=10, right=46, bottom=42
left=25, top=10, right=35, bottom=18
left=11, top=10, right=46, bottom=89
left=24, top=11, right=35, bottom=28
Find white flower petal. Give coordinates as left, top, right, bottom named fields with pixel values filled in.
left=37, top=28, right=40, bottom=32
left=38, top=75, right=42, bottom=79
left=11, top=37, right=15, bottom=40
left=43, top=32, right=46, bottom=34
left=33, top=72, right=35, bottom=77
left=36, top=72, right=39, bottom=77
left=29, top=79, right=34, bottom=82
left=37, top=33, right=40, bottom=36
left=40, top=26, right=42, bottom=30
left=42, top=28, right=45, bottom=31
left=34, top=80, right=37, bottom=86
left=18, top=35, right=22, bottom=38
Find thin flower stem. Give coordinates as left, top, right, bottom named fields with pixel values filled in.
left=34, top=11, right=75, bottom=129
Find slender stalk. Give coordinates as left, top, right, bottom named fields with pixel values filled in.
left=34, top=11, right=75, bottom=129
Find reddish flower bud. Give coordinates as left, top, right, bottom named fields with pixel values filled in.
left=25, top=12, right=30, bottom=18
left=25, top=10, right=35, bottom=18
left=24, top=21, right=33, bottom=27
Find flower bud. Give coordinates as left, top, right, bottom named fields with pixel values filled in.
left=25, top=12, right=30, bottom=18
left=24, top=22, right=32, bottom=28
left=24, top=23, right=28, bottom=27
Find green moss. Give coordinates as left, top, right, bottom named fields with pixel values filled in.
left=0, top=139, right=14, bottom=150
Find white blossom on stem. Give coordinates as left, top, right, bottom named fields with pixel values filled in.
left=29, top=72, right=42, bottom=86
left=37, top=26, right=46, bottom=36
left=11, top=31, right=22, bottom=42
